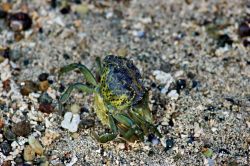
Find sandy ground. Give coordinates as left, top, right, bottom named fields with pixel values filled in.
left=0, top=0, right=250, bottom=165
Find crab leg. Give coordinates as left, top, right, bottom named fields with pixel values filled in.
left=95, top=57, right=103, bottom=75
left=59, top=63, right=97, bottom=86
left=113, top=114, right=144, bottom=141
left=59, top=83, right=96, bottom=104
left=91, top=114, right=118, bottom=143
left=129, top=110, right=162, bottom=138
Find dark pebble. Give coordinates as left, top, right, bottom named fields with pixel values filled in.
left=0, top=47, right=10, bottom=59
left=165, top=138, right=174, bottom=151
left=3, top=127, right=16, bottom=141
left=218, top=148, right=230, bottom=154
left=74, top=0, right=82, bottom=4
left=59, top=84, right=66, bottom=93
left=238, top=22, right=250, bottom=37
left=217, top=34, right=233, bottom=47
left=192, top=80, right=199, bottom=88
left=168, top=118, right=174, bottom=127
left=12, top=121, right=31, bottom=137
left=187, top=72, right=195, bottom=79
left=38, top=73, right=49, bottom=81
left=147, top=133, right=156, bottom=142
left=176, top=79, right=186, bottom=93
left=243, top=39, right=250, bottom=47
left=7, top=12, right=32, bottom=31
left=39, top=103, right=54, bottom=114
left=0, top=9, right=8, bottom=19
left=63, top=53, right=70, bottom=60
left=79, top=119, right=95, bottom=129
left=60, top=5, right=71, bottom=14
left=23, top=59, right=30, bottom=66
left=51, top=0, right=57, bottom=8
left=80, top=106, right=89, bottom=113
left=0, top=141, right=12, bottom=156
left=148, top=150, right=155, bottom=156
left=187, top=135, right=195, bottom=144
left=38, top=92, right=53, bottom=104
left=14, top=155, right=24, bottom=165
left=160, top=62, right=172, bottom=73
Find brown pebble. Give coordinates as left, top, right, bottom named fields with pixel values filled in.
left=12, top=121, right=31, bottom=137
left=39, top=80, right=49, bottom=92
left=20, top=80, right=38, bottom=96
left=1, top=3, right=12, bottom=12
left=23, top=145, right=35, bottom=161
left=3, top=79, right=11, bottom=92
left=39, top=103, right=54, bottom=114
left=2, top=160, right=11, bottom=166
left=0, top=116, right=4, bottom=129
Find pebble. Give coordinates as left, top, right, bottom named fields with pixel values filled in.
left=39, top=80, right=49, bottom=92
left=38, top=92, right=53, bottom=104
left=23, top=145, right=35, bottom=161
left=61, top=112, right=81, bottom=132
left=153, top=70, right=174, bottom=93
left=20, top=80, right=39, bottom=96
left=3, top=127, right=16, bottom=141
left=217, top=34, right=233, bottom=47
left=176, top=79, right=186, bottom=93
left=7, top=12, right=32, bottom=31
left=12, top=121, right=31, bottom=137
left=165, top=138, right=174, bottom=151
left=167, top=90, right=179, bottom=100
left=38, top=73, right=49, bottom=81
left=238, top=22, right=250, bottom=37
left=38, top=103, right=54, bottom=114
left=41, top=130, right=60, bottom=146
left=0, top=141, right=12, bottom=155
left=28, top=136, right=44, bottom=155
left=70, top=104, right=80, bottom=114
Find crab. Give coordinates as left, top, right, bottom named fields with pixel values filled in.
left=59, top=55, right=162, bottom=143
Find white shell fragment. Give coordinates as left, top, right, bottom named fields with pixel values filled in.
left=61, top=112, right=81, bottom=133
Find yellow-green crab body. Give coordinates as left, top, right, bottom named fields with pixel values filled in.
left=59, top=55, right=161, bottom=143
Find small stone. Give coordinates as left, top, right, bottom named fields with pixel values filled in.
left=20, top=80, right=38, bottom=96
left=117, top=143, right=125, bottom=149
left=176, top=79, right=186, bottom=93
left=70, top=104, right=80, bottom=114
left=167, top=90, right=179, bottom=100
left=79, top=118, right=95, bottom=129
left=0, top=47, right=10, bottom=59
left=238, top=22, right=250, bottom=37
left=39, top=80, right=49, bottom=92
left=23, top=145, right=35, bottom=161
left=38, top=73, right=49, bottom=81
left=202, top=148, right=213, bottom=158
left=7, top=12, right=32, bottom=31
left=217, top=34, right=233, bottom=47
left=0, top=141, right=12, bottom=155
left=12, top=121, right=31, bottom=137
left=0, top=9, right=7, bottom=19
left=38, top=92, right=53, bottom=104
left=28, top=136, right=44, bottom=155
left=61, top=112, right=81, bottom=132
left=38, top=103, right=54, bottom=114
left=41, top=130, right=60, bottom=146
left=1, top=161, right=11, bottom=166
left=3, top=127, right=16, bottom=141
left=0, top=116, right=4, bottom=129
left=165, top=138, right=174, bottom=151
left=3, top=79, right=11, bottom=92
left=60, top=5, right=71, bottom=14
